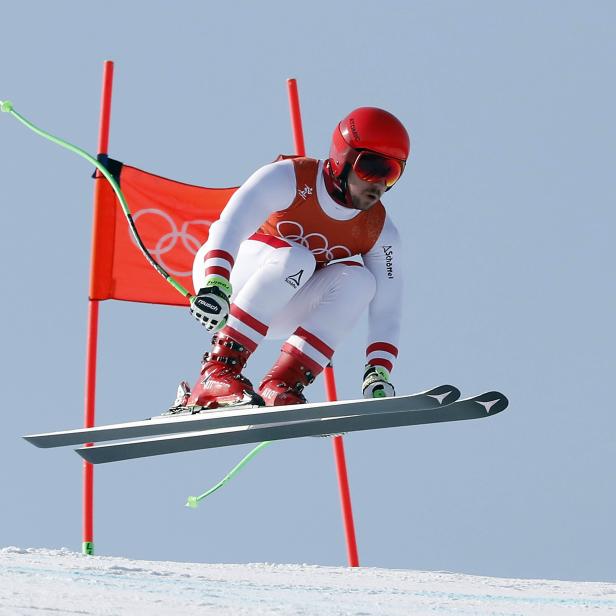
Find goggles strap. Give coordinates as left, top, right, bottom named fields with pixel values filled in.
left=323, top=160, right=352, bottom=207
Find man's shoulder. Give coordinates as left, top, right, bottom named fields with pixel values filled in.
left=247, top=157, right=297, bottom=186
left=269, top=156, right=322, bottom=192
left=250, top=156, right=319, bottom=183
left=381, top=212, right=401, bottom=242
left=234, top=158, right=299, bottom=205
left=274, top=154, right=321, bottom=165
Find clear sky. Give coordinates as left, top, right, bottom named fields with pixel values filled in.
left=1, top=1, right=614, bottom=582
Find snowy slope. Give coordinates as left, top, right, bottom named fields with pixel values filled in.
left=0, top=547, right=614, bottom=615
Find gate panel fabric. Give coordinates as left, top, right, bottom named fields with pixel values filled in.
left=90, top=161, right=237, bottom=306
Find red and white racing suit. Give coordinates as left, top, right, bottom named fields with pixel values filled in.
left=193, top=156, right=403, bottom=377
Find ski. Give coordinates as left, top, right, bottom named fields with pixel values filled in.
left=23, top=385, right=460, bottom=449
left=75, top=391, right=508, bottom=464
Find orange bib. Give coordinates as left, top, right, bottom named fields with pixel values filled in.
left=259, top=157, right=386, bottom=267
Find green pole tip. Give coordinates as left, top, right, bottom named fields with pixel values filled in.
left=186, top=496, right=200, bottom=509
left=82, top=541, right=94, bottom=555
left=1, top=100, right=14, bottom=113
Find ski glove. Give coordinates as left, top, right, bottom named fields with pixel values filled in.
left=190, top=276, right=232, bottom=332
left=362, top=364, right=395, bottom=399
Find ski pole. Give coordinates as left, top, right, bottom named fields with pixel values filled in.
left=0, top=100, right=192, bottom=301
left=2, top=100, right=274, bottom=507
left=186, top=441, right=272, bottom=508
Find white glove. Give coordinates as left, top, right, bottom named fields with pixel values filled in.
left=190, top=276, right=232, bottom=332
left=362, top=364, right=395, bottom=399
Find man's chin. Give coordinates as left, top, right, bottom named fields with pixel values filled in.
left=352, top=197, right=378, bottom=211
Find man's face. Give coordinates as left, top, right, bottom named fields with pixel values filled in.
left=346, top=169, right=387, bottom=211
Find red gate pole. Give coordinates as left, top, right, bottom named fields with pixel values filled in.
left=324, top=371, right=360, bottom=567
left=285, top=78, right=360, bottom=567
left=83, top=60, right=115, bottom=555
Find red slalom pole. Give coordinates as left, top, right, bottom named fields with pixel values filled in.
left=324, top=368, right=360, bottom=567
left=82, top=299, right=99, bottom=555
left=286, top=78, right=360, bottom=567
left=83, top=60, right=114, bottom=555
left=286, top=79, right=306, bottom=157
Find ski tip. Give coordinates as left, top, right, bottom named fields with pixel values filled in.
left=424, top=384, right=461, bottom=405
left=23, top=429, right=92, bottom=448
left=473, top=391, right=509, bottom=415
left=22, top=434, right=51, bottom=448
left=75, top=446, right=101, bottom=464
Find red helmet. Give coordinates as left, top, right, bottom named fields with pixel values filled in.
left=329, top=107, right=410, bottom=180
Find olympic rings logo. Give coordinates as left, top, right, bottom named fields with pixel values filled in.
left=276, top=221, right=352, bottom=261
left=131, top=208, right=213, bottom=276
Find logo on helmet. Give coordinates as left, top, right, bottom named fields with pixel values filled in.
left=349, top=118, right=361, bottom=142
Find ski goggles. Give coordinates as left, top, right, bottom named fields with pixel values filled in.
left=352, top=151, right=406, bottom=188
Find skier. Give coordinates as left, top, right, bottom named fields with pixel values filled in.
left=182, top=107, right=409, bottom=409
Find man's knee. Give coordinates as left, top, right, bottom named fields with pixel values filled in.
left=327, top=261, right=377, bottom=300
left=278, top=242, right=317, bottom=288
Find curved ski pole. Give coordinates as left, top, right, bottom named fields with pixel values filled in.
left=186, top=441, right=272, bottom=508
left=0, top=100, right=192, bottom=301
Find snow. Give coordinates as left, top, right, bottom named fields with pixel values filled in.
left=1, top=547, right=614, bottom=615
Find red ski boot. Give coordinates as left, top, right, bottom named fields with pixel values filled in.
left=258, top=349, right=322, bottom=406
left=184, top=334, right=265, bottom=409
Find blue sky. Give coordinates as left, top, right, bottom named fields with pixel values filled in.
left=1, top=1, right=614, bottom=581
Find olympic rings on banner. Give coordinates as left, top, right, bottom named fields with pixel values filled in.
left=131, top=208, right=213, bottom=276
